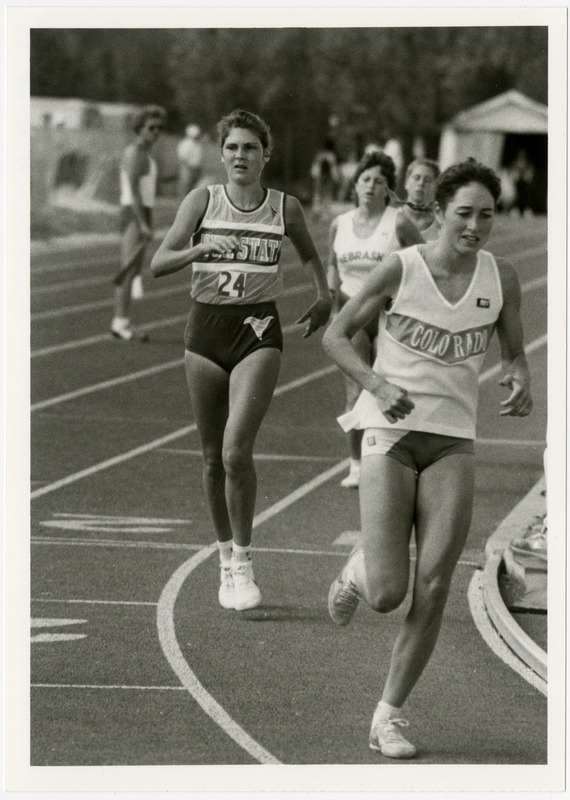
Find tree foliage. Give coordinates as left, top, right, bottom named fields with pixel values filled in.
left=31, top=27, right=548, bottom=182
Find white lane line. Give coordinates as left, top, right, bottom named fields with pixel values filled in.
left=32, top=358, right=184, bottom=411
left=32, top=618, right=87, bottom=627
left=31, top=282, right=309, bottom=359
left=32, top=683, right=187, bottom=691
left=30, top=365, right=336, bottom=499
left=32, top=283, right=193, bottom=321
left=32, top=315, right=309, bottom=410
left=31, top=537, right=204, bottom=551
left=159, top=449, right=337, bottom=462
left=475, top=438, right=545, bottom=447
left=156, top=458, right=349, bottom=765
left=467, top=571, right=547, bottom=695
left=32, top=598, right=158, bottom=607
left=32, top=326, right=546, bottom=498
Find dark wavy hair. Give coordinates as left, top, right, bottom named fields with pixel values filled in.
left=217, top=109, right=273, bottom=153
left=132, top=105, right=166, bottom=134
left=351, top=151, right=397, bottom=207
left=436, top=158, right=501, bottom=210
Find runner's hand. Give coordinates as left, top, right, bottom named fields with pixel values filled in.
left=370, top=377, right=415, bottom=424
left=198, top=235, right=240, bottom=259
left=499, top=373, right=533, bottom=417
left=296, top=294, right=333, bottom=338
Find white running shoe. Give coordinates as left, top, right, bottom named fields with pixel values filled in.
left=110, top=319, right=134, bottom=341
left=218, top=566, right=235, bottom=610
left=328, top=546, right=361, bottom=626
left=369, top=717, right=417, bottom=759
left=232, top=561, right=261, bottom=611
left=340, top=463, right=360, bottom=488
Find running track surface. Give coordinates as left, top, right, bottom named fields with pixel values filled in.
left=26, top=213, right=547, bottom=772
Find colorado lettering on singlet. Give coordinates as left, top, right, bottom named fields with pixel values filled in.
left=385, top=313, right=496, bottom=364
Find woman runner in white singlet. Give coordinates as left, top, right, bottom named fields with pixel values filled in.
left=323, top=158, right=533, bottom=759
left=327, top=150, right=424, bottom=488
left=151, top=110, right=331, bottom=612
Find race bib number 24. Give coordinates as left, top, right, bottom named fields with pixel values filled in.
left=218, top=270, right=246, bottom=299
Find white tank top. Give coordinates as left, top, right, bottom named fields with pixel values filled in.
left=190, top=184, right=286, bottom=305
left=120, top=156, right=157, bottom=208
left=333, top=205, right=400, bottom=297
left=338, top=245, right=503, bottom=439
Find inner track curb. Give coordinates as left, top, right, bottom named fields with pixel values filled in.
left=483, top=476, right=547, bottom=681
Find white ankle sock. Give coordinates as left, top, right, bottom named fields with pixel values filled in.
left=350, top=458, right=361, bottom=470
left=375, top=700, right=402, bottom=723
left=232, top=543, right=252, bottom=563
left=217, top=540, right=233, bottom=568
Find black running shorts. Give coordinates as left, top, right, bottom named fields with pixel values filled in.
left=184, top=299, right=283, bottom=373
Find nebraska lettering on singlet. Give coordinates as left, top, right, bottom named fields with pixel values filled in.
left=201, top=231, right=281, bottom=265
left=338, top=250, right=385, bottom=265
left=386, top=312, right=495, bottom=364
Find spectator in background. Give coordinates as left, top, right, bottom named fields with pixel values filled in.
left=110, top=104, right=166, bottom=342
left=400, top=158, right=441, bottom=240
left=310, top=137, right=340, bottom=221
left=178, top=124, right=205, bottom=197
left=510, top=150, right=535, bottom=217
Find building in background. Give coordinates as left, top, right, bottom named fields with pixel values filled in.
left=438, top=90, right=547, bottom=212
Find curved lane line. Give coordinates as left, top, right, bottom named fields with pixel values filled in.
left=157, top=459, right=349, bottom=764
left=468, top=571, right=547, bottom=696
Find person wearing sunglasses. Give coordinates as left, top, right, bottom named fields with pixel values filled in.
left=110, top=105, right=166, bottom=342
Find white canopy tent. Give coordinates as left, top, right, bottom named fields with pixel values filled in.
left=438, top=90, right=548, bottom=171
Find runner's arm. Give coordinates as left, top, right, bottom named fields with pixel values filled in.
left=323, top=254, right=415, bottom=422
left=285, top=195, right=332, bottom=337
left=495, top=258, right=533, bottom=417
left=150, top=188, right=238, bottom=277
left=396, top=208, right=425, bottom=247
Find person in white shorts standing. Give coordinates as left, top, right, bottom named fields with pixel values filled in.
left=327, top=150, right=424, bottom=488
left=323, top=158, right=533, bottom=758
left=111, top=105, right=166, bottom=341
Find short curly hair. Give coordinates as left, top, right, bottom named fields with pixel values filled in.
left=132, top=105, right=166, bottom=134
left=350, top=151, right=397, bottom=208
left=217, top=109, right=273, bottom=153
left=436, top=158, right=501, bottom=209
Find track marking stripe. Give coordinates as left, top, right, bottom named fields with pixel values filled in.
left=30, top=365, right=336, bottom=499
left=32, top=598, right=158, bottom=607
left=31, top=326, right=547, bottom=498
left=31, top=282, right=310, bottom=358
left=157, top=458, right=349, bottom=765
left=32, top=683, right=187, bottom=691
left=468, top=571, right=547, bottom=695
left=32, top=317, right=309, bottom=411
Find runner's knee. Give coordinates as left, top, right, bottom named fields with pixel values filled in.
left=367, top=579, right=408, bottom=613
left=222, top=442, right=253, bottom=478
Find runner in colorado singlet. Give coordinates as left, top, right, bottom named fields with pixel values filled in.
left=327, top=150, right=424, bottom=488
left=151, top=109, right=331, bottom=613
left=323, top=158, right=533, bottom=759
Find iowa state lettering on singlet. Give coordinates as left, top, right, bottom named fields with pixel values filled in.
left=386, top=312, right=496, bottom=364
left=200, top=231, right=281, bottom=265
